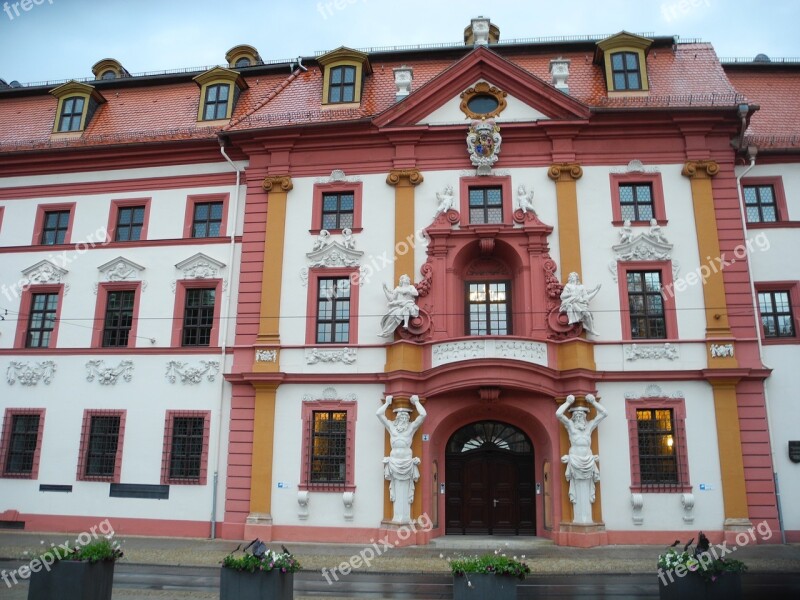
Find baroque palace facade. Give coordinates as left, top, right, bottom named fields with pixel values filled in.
left=0, top=18, right=796, bottom=546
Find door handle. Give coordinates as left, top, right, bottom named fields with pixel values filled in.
left=493, top=498, right=499, bottom=507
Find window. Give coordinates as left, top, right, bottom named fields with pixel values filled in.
left=627, top=271, right=665, bottom=339
left=50, top=81, right=105, bottom=134
left=182, top=288, right=216, bottom=346
left=41, top=210, right=70, bottom=245
left=0, top=409, right=45, bottom=479
left=316, top=277, right=351, bottom=344
left=192, top=202, right=223, bottom=238
left=321, top=192, right=355, bottom=230
left=57, top=96, right=85, bottom=132
left=300, top=400, right=356, bottom=491
left=467, top=281, right=510, bottom=335
left=77, top=410, right=125, bottom=483
left=627, top=398, right=689, bottom=492
left=102, top=290, right=135, bottom=347
left=203, top=84, right=230, bottom=121
left=744, top=184, right=777, bottom=223
left=115, top=206, right=145, bottom=241
left=460, top=81, right=508, bottom=119
left=162, top=411, right=210, bottom=485
left=758, top=290, right=795, bottom=338
left=328, top=66, right=356, bottom=103
left=309, top=411, right=347, bottom=484
left=26, top=292, right=59, bottom=348
left=468, top=187, right=503, bottom=224
left=619, top=184, right=654, bottom=222
left=611, top=52, right=641, bottom=90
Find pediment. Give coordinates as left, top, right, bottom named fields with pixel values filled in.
left=22, top=260, right=68, bottom=284
left=612, top=233, right=673, bottom=262
left=97, top=256, right=145, bottom=281
left=306, top=240, right=364, bottom=268
left=175, top=253, right=226, bottom=279
left=374, top=46, right=589, bottom=128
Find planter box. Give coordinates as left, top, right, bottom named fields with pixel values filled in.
left=219, top=567, right=294, bottom=600
left=452, top=573, right=519, bottom=599
left=27, top=560, right=114, bottom=600
left=658, top=572, right=742, bottom=600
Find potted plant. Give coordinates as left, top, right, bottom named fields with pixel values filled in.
left=220, top=539, right=300, bottom=600
left=449, top=551, right=531, bottom=599
left=656, top=532, right=746, bottom=600
left=27, top=537, right=123, bottom=600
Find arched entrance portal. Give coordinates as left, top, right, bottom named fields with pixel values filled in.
left=445, top=421, right=535, bottom=535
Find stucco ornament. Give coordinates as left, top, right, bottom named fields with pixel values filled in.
left=556, top=394, right=608, bottom=524
left=165, top=360, right=220, bottom=384
left=305, top=347, right=357, bottom=365
left=86, top=360, right=134, bottom=385
left=467, top=118, right=501, bottom=175
left=378, top=274, right=419, bottom=337
left=7, top=361, right=56, bottom=386
left=22, top=260, right=68, bottom=285
left=377, top=395, right=426, bottom=524
left=710, top=343, right=734, bottom=358
left=434, top=184, right=456, bottom=219
left=559, top=272, right=601, bottom=335
left=516, top=184, right=536, bottom=214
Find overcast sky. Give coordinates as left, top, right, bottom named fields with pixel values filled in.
left=0, top=0, right=798, bottom=85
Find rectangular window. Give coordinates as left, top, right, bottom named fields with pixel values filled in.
left=182, top=288, right=216, bottom=347
left=627, top=271, right=665, bottom=339
left=636, top=408, right=679, bottom=486
left=191, top=201, right=223, bottom=238
left=316, top=277, right=350, bottom=344
left=114, top=206, right=145, bottom=241
left=4, top=414, right=41, bottom=475
left=26, top=293, right=59, bottom=348
left=310, top=411, right=347, bottom=484
left=619, top=183, right=654, bottom=222
left=467, top=281, right=510, bottom=335
left=758, top=290, right=795, bottom=338
left=169, top=417, right=204, bottom=480
left=321, top=192, right=355, bottom=230
left=328, top=66, right=356, bottom=103
left=84, top=415, right=120, bottom=479
left=58, top=96, right=85, bottom=132
left=611, top=52, right=641, bottom=90
left=203, top=84, right=230, bottom=120
left=744, top=184, right=778, bottom=223
left=102, top=290, right=135, bottom=347
left=41, top=210, right=70, bottom=245
left=468, top=187, right=503, bottom=224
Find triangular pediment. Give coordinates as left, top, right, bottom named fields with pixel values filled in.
left=21, top=260, right=68, bottom=284
left=306, top=240, right=364, bottom=268
left=374, top=46, right=589, bottom=128
left=97, top=256, right=145, bottom=281
left=175, top=253, right=226, bottom=279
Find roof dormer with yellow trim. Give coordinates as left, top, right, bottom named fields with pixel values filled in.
left=595, top=31, right=654, bottom=96
left=49, top=81, right=106, bottom=136
left=193, top=67, right=248, bottom=123
left=225, top=44, right=262, bottom=69
left=317, top=47, right=371, bottom=106
left=92, top=58, right=130, bottom=81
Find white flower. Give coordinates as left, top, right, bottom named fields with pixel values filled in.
left=439, top=553, right=444, bottom=558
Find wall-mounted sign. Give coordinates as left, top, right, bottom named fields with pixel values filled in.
left=789, top=441, right=800, bottom=464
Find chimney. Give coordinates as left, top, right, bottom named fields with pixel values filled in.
left=464, top=16, right=499, bottom=47
left=393, top=65, right=413, bottom=101
left=550, top=57, right=571, bottom=94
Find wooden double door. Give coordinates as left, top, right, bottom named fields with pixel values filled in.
left=445, top=421, right=535, bottom=535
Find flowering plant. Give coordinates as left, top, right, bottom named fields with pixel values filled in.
left=449, top=551, right=531, bottom=580
left=657, top=532, right=746, bottom=583
left=222, top=539, right=301, bottom=574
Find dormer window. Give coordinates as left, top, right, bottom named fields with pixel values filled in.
left=91, top=58, right=130, bottom=81
left=49, top=81, right=105, bottom=134
left=595, top=32, right=653, bottom=94
left=193, top=67, right=248, bottom=122
left=225, top=44, right=261, bottom=69
left=318, top=47, right=370, bottom=106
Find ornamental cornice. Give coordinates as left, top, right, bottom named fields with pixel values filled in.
left=386, top=169, right=424, bottom=187
left=681, top=160, right=719, bottom=179
left=547, top=162, right=583, bottom=182
left=262, top=175, right=294, bottom=192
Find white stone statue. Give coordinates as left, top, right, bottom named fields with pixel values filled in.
left=341, top=228, right=356, bottom=250
left=434, top=185, right=455, bottom=218
left=559, top=272, right=601, bottom=335
left=377, top=395, right=426, bottom=524
left=312, top=229, right=332, bottom=251
left=647, top=218, right=669, bottom=244
left=619, top=219, right=634, bottom=244
left=378, top=274, right=419, bottom=337
left=516, top=184, right=536, bottom=214
left=556, top=394, right=607, bottom=525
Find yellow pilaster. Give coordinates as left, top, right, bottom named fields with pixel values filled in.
left=255, top=175, right=293, bottom=369
left=249, top=383, right=279, bottom=519
left=682, top=161, right=737, bottom=346
left=548, top=163, right=584, bottom=278
left=710, top=379, right=751, bottom=526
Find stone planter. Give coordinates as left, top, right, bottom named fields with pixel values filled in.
left=658, top=572, right=742, bottom=600
left=27, top=560, right=114, bottom=600
left=452, top=573, right=519, bottom=599
left=219, top=567, right=294, bottom=600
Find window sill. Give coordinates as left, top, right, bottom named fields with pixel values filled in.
left=321, top=102, right=360, bottom=109
left=611, top=219, right=668, bottom=227
left=0, top=472, right=36, bottom=479
left=761, top=336, right=799, bottom=346
left=309, top=227, right=363, bottom=235
left=298, top=483, right=356, bottom=492
left=745, top=221, right=800, bottom=229
left=630, top=484, right=692, bottom=494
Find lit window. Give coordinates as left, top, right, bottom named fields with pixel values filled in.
left=203, top=84, right=230, bottom=120
left=611, top=52, right=641, bottom=90
left=41, top=210, right=70, bottom=245
left=321, top=192, right=355, bottom=230
left=744, top=185, right=778, bottom=223
left=26, top=293, right=58, bottom=348
left=316, top=278, right=350, bottom=344
left=328, top=66, right=356, bottom=103
left=467, top=281, right=510, bottom=335
left=627, top=271, right=665, bottom=338
left=182, top=288, right=216, bottom=347
left=636, top=408, right=679, bottom=486
left=619, top=183, right=654, bottom=222
left=102, top=290, right=135, bottom=348
left=57, top=96, right=85, bottom=132
left=192, top=201, right=223, bottom=238
left=758, top=290, right=795, bottom=338
left=309, top=411, right=347, bottom=484
left=469, top=187, right=503, bottom=224
left=115, top=206, right=145, bottom=241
